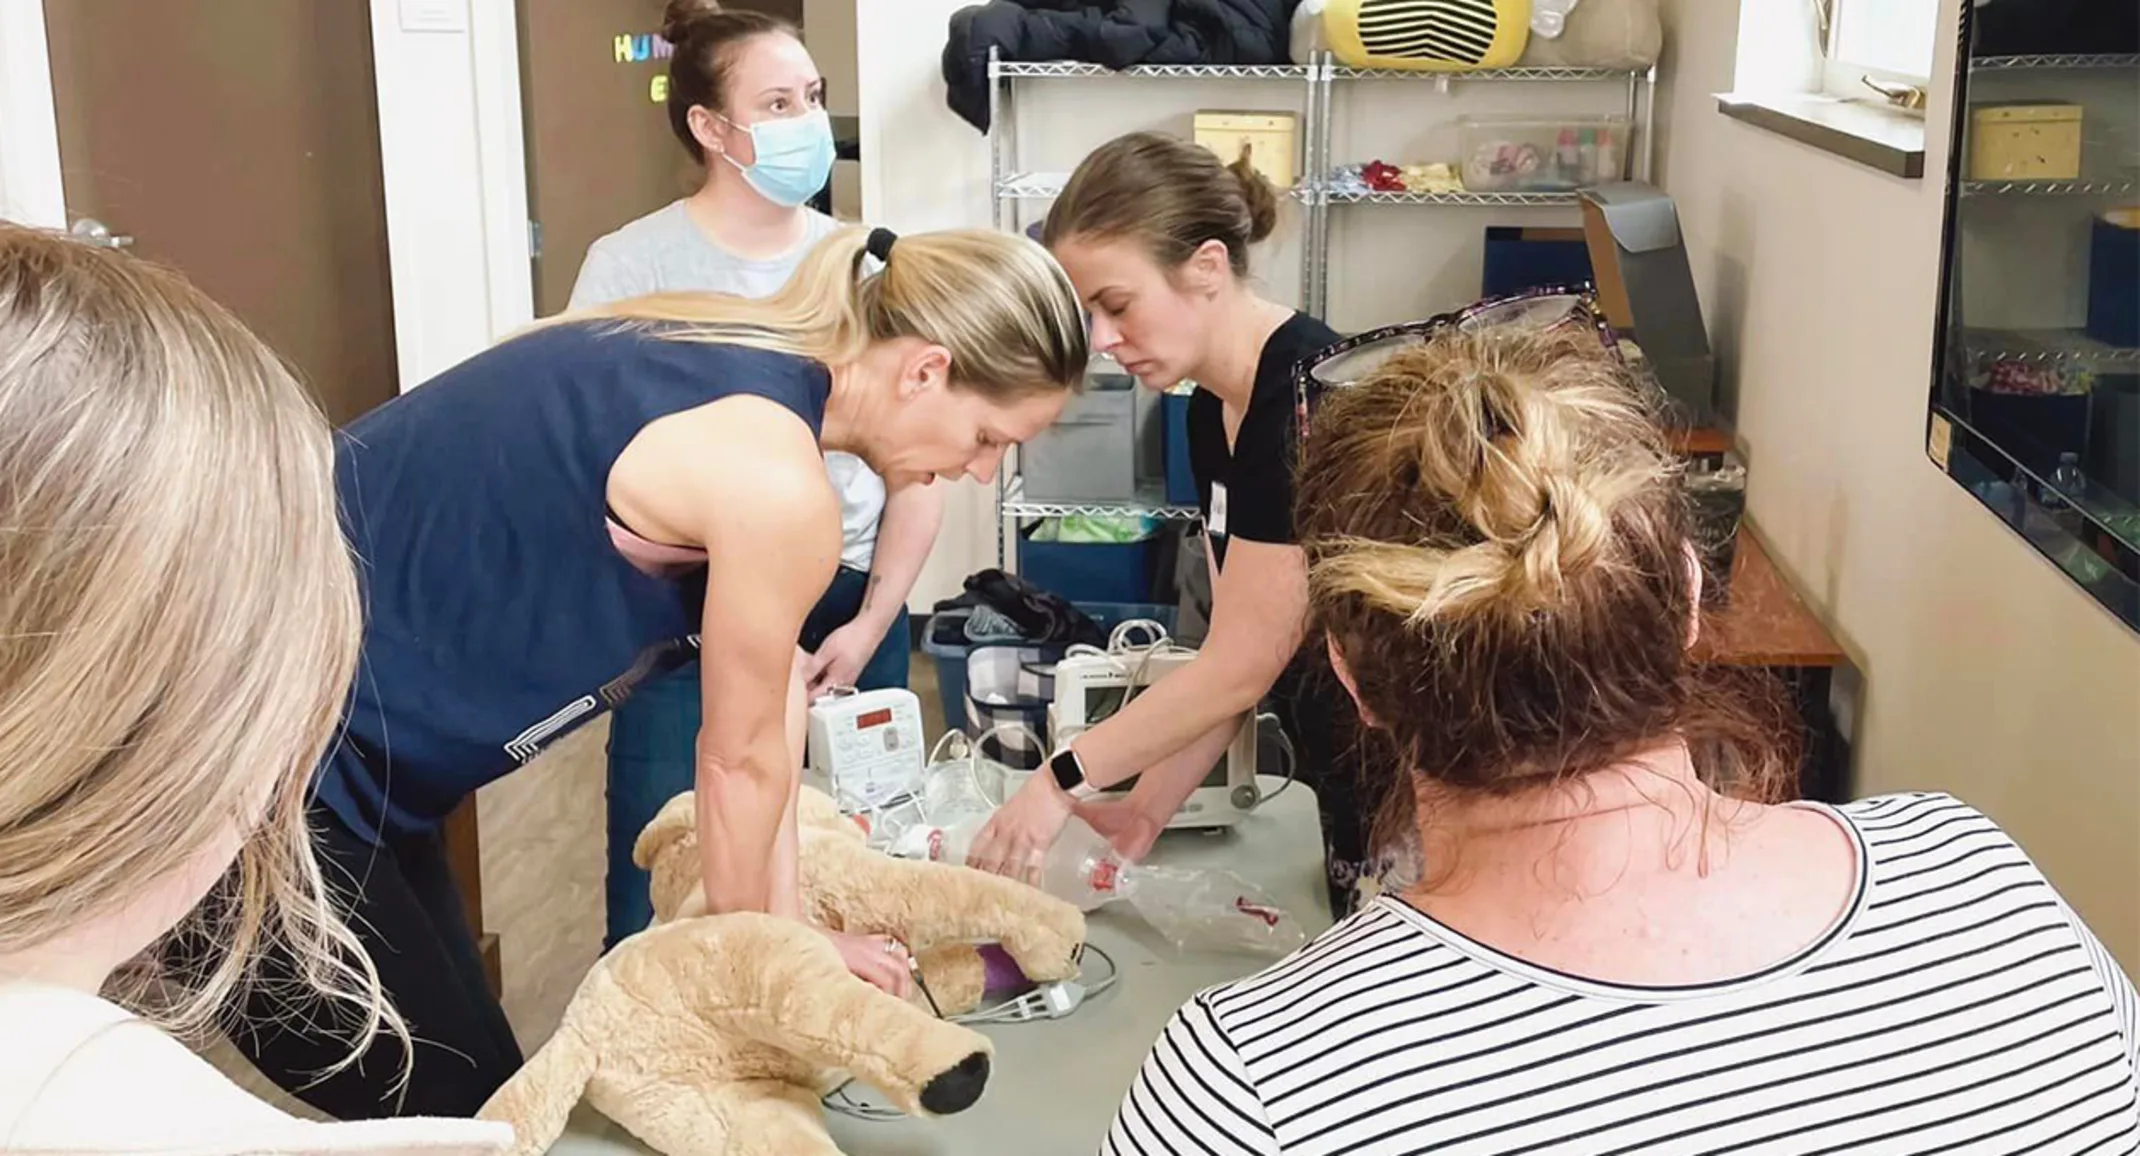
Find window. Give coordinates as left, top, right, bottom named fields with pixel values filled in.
left=1821, top=0, right=1940, bottom=85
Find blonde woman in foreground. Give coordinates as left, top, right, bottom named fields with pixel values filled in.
left=0, top=225, right=509, bottom=1153
left=1106, top=328, right=2139, bottom=1155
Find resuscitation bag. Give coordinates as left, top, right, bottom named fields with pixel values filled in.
left=1323, top=0, right=1532, bottom=71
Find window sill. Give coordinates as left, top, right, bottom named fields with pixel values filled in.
left=1715, top=92, right=1926, bottom=179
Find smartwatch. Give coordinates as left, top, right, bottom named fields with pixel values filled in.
left=1049, top=746, right=1102, bottom=801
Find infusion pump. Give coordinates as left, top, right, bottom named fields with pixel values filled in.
left=1050, top=648, right=1261, bottom=830
left=806, top=688, right=926, bottom=809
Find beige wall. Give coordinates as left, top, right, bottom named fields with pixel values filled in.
left=1656, top=0, right=2140, bottom=971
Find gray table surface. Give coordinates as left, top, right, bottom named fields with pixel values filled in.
left=548, top=775, right=1331, bottom=1156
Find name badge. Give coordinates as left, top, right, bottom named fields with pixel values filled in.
left=1210, top=481, right=1229, bottom=536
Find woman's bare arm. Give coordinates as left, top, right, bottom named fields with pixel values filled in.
left=611, top=396, right=840, bottom=916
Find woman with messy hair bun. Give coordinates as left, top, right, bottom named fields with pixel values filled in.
left=1103, top=328, right=2140, bottom=1156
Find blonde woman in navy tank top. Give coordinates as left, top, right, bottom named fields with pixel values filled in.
left=568, top=4, right=945, bottom=950
left=226, top=224, right=1090, bottom=1121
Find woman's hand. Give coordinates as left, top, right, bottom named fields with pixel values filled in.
left=1074, top=797, right=1165, bottom=862
left=804, top=616, right=887, bottom=698
left=821, top=928, right=916, bottom=998
left=965, top=771, right=1074, bottom=885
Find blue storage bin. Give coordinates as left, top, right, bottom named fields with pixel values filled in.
left=1482, top=225, right=1595, bottom=298
left=1163, top=392, right=1198, bottom=505
left=1018, top=524, right=1157, bottom=604
left=923, top=602, right=1179, bottom=735
left=2087, top=211, right=2139, bottom=349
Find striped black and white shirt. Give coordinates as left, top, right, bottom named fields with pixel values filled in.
left=1104, top=793, right=2139, bottom=1155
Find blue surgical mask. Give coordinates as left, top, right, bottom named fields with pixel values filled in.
left=720, top=107, right=834, bottom=208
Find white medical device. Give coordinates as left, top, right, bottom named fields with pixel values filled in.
left=1050, top=647, right=1261, bottom=830
left=806, top=688, right=926, bottom=809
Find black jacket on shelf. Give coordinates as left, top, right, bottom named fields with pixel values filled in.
left=942, top=0, right=1296, bottom=132
left=1969, top=0, right=2139, bottom=58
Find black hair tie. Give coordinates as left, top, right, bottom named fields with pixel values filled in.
left=866, top=227, right=898, bottom=264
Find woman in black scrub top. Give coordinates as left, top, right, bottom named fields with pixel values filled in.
left=967, top=131, right=1373, bottom=917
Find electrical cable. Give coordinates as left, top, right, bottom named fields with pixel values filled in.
left=1258, top=714, right=1298, bottom=804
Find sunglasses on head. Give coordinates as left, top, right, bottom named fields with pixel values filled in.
left=1293, top=284, right=1621, bottom=444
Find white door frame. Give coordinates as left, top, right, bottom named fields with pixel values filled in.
left=0, top=0, right=64, bottom=229
left=0, top=0, right=533, bottom=389
left=466, top=0, right=536, bottom=340
left=366, top=0, right=535, bottom=385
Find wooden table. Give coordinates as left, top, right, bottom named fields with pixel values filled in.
left=1700, top=531, right=1848, bottom=669
left=1697, top=527, right=1853, bottom=801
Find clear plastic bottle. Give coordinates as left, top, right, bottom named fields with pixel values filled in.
left=886, top=815, right=1125, bottom=915
left=2047, top=452, right=2088, bottom=538
left=1038, top=818, right=1128, bottom=912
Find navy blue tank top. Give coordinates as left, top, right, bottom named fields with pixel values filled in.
left=315, top=321, right=830, bottom=842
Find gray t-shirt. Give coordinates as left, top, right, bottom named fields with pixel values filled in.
left=568, top=201, right=883, bottom=571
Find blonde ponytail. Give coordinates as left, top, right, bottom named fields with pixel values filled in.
left=557, top=226, right=1087, bottom=402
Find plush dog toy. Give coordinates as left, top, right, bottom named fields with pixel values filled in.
left=477, top=788, right=1087, bottom=1156
left=640, top=786, right=1087, bottom=1015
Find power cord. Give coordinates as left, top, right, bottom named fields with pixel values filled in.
left=1258, top=714, right=1298, bottom=804
left=1064, top=619, right=1195, bottom=729
left=1070, top=624, right=1298, bottom=810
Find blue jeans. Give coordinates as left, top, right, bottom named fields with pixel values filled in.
left=604, top=565, right=910, bottom=947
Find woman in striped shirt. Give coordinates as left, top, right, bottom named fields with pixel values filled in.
left=1105, top=327, right=2138, bottom=1155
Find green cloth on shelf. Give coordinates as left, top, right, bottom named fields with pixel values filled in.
left=1029, top=514, right=1160, bottom=544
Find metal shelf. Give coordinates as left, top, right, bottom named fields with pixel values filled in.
left=1961, top=179, right=2140, bottom=198
left=994, top=61, right=1313, bottom=80
left=995, top=172, right=1069, bottom=200
left=1000, top=480, right=1201, bottom=522
left=1970, top=54, right=2140, bottom=71
left=984, top=49, right=1656, bottom=566
left=992, top=61, right=1640, bottom=83
left=1963, top=328, right=2140, bottom=367
left=1329, top=65, right=1638, bottom=82
left=1328, top=188, right=1582, bottom=206
left=997, top=172, right=1313, bottom=203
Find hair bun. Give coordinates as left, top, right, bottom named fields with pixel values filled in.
left=661, top=0, right=723, bottom=45
left=1225, top=149, right=1281, bottom=246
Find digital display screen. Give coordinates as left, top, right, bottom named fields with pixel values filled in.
left=1087, top=688, right=1228, bottom=788
left=856, top=708, right=894, bottom=730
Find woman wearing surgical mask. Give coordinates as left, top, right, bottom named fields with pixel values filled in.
left=573, top=1, right=948, bottom=948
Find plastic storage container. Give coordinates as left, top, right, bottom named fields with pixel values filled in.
left=923, top=602, right=1179, bottom=735
left=1459, top=115, right=1629, bottom=193
left=1163, top=391, right=1198, bottom=506
left=1019, top=362, right=1162, bottom=502
left=1021, top=381, right=1137, bottom=501
left=1481, top=225, right=1595, bottom=297
left=2088, top=209, right=2139, bottom=348
left=1018, top=522, right=1157, bottom=605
